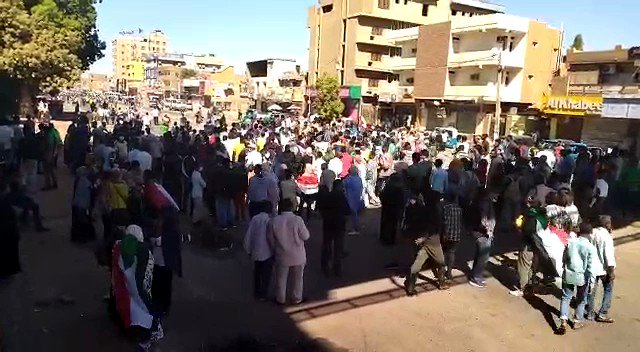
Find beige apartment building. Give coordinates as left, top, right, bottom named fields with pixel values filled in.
left=112, top=30, right=169, bottom=92
left=411, top=14, right=561, bottom=134
left=307, top=0, right=503, bottom=121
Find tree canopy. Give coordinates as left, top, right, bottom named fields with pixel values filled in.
left=312, top=73, right=344, bottom=121
left=571, top=34, right=584, bottom=51
left=0, top=0, right=105, bottom=115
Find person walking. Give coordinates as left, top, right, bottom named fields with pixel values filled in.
left=441, top=192, right=463, bottom=281
left=243, top=201, right=273, bottom=301
left=586, top=215, right=616, bottom=323
left=404, top=189, right=448, bottom=295
left=343, top=165, right=364, bottom=235
left=558, top=223, right=598, bottom=334
left=317, top=179, right=349, bottom=276
left=467, top=190, right=497, bottom=288
left=268, top=199, right=310, bottom=305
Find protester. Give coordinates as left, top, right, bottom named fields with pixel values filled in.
left=441, top=192, right=463, bottom=281
left=404, top=188, right=448, bottom=294
left=586, top=215, right=616, bottom=323
left=110, top=225, right=164, bottom=350
left=317, top=179, right=349, bottom=276
left=343, top=165, right=364, bottom=235
left=243, top=201, right=273, bottom=300
left=268, top=199, right=310, bottom=305
left=557, top=223, right=598, bottom=334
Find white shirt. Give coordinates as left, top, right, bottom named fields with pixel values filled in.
left=328, top=157, right=343, bottom=178
left=267, top=211, right=310, bottom=266
left=243, top=213, right=273, bottom=261
left=590, top=227, right=616, bottom=270
left=536, top=150, right=556, bottom=169
left=246, top=150, right=263, bottom=167
left=312, top=158, right=326, bottom=181
left=0, top=125, right=14, bottom=150
left=191, top=170, right=207, bottom=199
left=128, top=149, right=152, bottom=171
left=142, top=115, right=152, bottom=126
left=594, top=179, right=609, bottom=198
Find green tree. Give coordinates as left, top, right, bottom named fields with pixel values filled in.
left=571, top=34, right=584, bottom=51
left=312, top=73, right=344, bottom=121
left=0, top=0, right=105, bottom=117
left=180, top=68, right=199, bottom=79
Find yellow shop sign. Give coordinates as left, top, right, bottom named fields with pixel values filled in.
left=542, top=96, right=603, bottom=116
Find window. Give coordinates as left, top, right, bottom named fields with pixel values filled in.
left=451, top=10, right=458, bottom=16
left=411, top=48, right=417, bottom=54
left=395, top=0, right=399, bottom=3
left=378, top=0, right=389, bottom=9
left=504, top=71, right=511, bottom=85
left=470, top=73, right=480, bottom=81
left=321, top=4, right=333, bottom=13
left=371, top=27, right=384, bottom=36
left=533, top=41, right=539, bottom=48
left=422, top=4, right=429, bottom=16
left=528, top=75, right=535, bottom=81
left=509, top=37, right=515, bottom=52
left=371, top=53, right=382, bottom=61
left=369, top=79, right=379, bottom=87
left=406, top=77, right=414, bottom=84
left=404, top=0, right=409, bottom=4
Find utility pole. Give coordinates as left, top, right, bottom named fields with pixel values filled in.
left=493, top=48, right=503, bottom=141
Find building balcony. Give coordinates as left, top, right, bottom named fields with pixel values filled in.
left=385, top=56, right=416, bottom=71
left=355, top=30, right=399, bottom=48
left=450, top=13, right=528, bottom=34
left=445, top=82, right=521, bottom=103
left=449, top=49, right=524, bottom=68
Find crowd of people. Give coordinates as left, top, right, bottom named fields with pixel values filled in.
left=0, top=107, right=632, bottom=349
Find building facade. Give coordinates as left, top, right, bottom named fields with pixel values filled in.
left=307, top=0, right=504, bottom=122
left=112, top=30, right=169, bottom=92
left=78, top=72, right=111, bottom=92
left=412, top=14, right=561, bottom=134
left=246, top=58, right=305, bottom=111
left=544, top=45, right=640, bottom=149
left=143, top=53, right=250, bottom=118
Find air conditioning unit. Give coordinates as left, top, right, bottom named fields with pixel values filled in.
left=601, top=64, right=617, bottom=75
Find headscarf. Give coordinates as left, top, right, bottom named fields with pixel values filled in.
left=121, top=225, right=144, bottom=269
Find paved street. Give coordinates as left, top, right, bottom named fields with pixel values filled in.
left=1, top=168, right=640, bottom=352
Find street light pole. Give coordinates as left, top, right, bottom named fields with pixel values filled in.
left=494, top=49, right=503, bottom=141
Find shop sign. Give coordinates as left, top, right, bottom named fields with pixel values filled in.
left=603, top=96, right=640, bottom=119
left=542, top=95, right=603, bottom=116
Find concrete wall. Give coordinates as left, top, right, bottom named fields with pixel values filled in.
left=414, top=22, right=451, bottom=99
left=520, top=21, right=561, bottom=104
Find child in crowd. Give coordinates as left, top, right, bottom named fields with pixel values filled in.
left=243, top=201, right=273, bottom=301
left=587, top=215, right=616, bottom=323
left=558, top=223, right=598, bottom=334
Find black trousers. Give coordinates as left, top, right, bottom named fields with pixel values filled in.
left=441, top=240, right=460, bottom=278
left=321, top=230, right=345, bottom=276
left=253, top=258, right=273, bottom=299
left=152, top=265, right=173, bottom=315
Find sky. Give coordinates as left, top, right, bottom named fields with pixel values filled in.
left=89, top=0, right=639, bottom=75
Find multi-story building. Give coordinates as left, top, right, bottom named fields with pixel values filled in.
left=246, top=58, right=305, bottom=111
left=543, top=45, right=640, bottom=148
left=411, top=13, right=561, bottom=135
left=143, top=53, right=250, bottom=118
left=78, top=72, right=111, bottom=92
left=144, top=53, right=225, bottom=93
left=307, top=0, right=504, bottom=121
left=112, top=30, right=169, bottom=92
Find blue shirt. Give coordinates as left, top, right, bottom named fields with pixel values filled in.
left=563, top=236, right=597, bottom=286
left=430, top=167, right=448, bottom=194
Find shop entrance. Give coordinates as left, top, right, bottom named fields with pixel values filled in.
left=556, top=116, right=584, bottom=142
